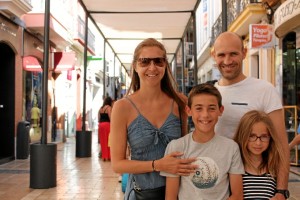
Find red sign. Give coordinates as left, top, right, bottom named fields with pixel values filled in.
left=249, top=24, right=275, bottom=48
left=53, top=52, right=75, bottom=71
left=22, top=56, right=42, bottom=72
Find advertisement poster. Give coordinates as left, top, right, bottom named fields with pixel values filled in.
left=249, top=24, right=275, bottom=48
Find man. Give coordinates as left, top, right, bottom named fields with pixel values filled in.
left=212, top=31, right=290, bottom=200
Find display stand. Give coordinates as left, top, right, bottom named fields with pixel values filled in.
left=284, top=105, right=299, bottom=166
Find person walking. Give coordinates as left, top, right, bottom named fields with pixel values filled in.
left=110, top=38, right=197, bottom=200
left=211, top=31, right=290, bottom=200
left=31, top=103, right=40, bottom=128
left=98, top=96, right=112, bottom=161
left=234, top=110, right=288, bottom=199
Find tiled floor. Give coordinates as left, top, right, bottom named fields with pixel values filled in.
left=0, top=131, right=123, bottom=200
left=0, top=131, right=300, bottom=200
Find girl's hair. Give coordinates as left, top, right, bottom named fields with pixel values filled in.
left=126, top=38, right=185, bottom=111
left=102, top=96, right=113, bottom=108
left=233, top=110, right=287, bottom=177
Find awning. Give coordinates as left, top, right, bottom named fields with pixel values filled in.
left=80, top=0, right=199, bottom=72
left=53, top=52, right=75, bottom=72
left=22, top=56, right=42, bottom=72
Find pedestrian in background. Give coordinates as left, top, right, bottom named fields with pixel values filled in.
left=98, top=96, right=112, bottom=161
left=234, top=110, right=288, bottom=199
left=211, top=31, right=290, bottom=199
left=110, top=38, right=197, bottom=200
left=31, top=103, right=40, bottom=128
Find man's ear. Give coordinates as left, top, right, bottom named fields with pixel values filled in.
left=211, top=49, right=215, bottom=58
left=242, top=47, right=247, bottom=59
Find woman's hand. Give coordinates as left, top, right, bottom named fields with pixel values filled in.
left=156, top=152, right=197, bottom=176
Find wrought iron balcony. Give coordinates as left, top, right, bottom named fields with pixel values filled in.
left=211, top=0, right=265, bottom=46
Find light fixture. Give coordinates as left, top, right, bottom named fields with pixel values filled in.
left=263, top=2, right=274, bottom=24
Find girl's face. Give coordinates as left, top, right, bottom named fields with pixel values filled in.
left=135, top=46, right=166, bottom=87
left=247, top=122, right=270, bottom=158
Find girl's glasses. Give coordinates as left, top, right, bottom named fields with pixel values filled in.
left=248, top=134, right=270, bottom=142
left=137, top=57, right=166, bottom=67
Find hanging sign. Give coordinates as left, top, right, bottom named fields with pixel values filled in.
left=249, top=24, right=275, bottom=49
left=23, top=56, right=42, bottom=72
left=53, top=52, right=75, bottom=71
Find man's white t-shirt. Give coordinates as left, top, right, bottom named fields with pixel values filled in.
left=215, top=77, right=282, bottom=138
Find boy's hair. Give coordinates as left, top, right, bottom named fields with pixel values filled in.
left=187, top=83, right=222, bottom=108
left=233, top=110, right=287, bottom=177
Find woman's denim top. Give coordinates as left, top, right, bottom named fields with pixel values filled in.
left=124, top=97, right=182, bottom=200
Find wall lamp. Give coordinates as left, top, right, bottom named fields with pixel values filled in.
left=263, top=2, right=275, bottom=24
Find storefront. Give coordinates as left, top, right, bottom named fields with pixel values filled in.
left=274, top=0, right=300, bottom=166
left=0, top=13, right=48, bottom=164
left=0, top=14, right=19, bottom=164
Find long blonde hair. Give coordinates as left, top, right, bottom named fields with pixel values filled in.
left=233, top=110, right=287, bottom=177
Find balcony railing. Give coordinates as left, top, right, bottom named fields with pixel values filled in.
left=227, top=0, right=250, bottom=27
left=211, top=0, right=262, bottom=45
left=77, top=16, right=96, bottom=53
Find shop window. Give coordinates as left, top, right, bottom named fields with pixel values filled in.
left=282, top=32, right=297, bottom=107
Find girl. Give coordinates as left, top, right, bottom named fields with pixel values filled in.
left=234, top=110, right=288, bottom=200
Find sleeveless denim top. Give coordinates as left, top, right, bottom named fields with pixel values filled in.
left=124, top=97, right=182, bottom=200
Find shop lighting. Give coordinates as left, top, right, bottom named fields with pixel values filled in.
left=263, top=2, right=274, bottom=24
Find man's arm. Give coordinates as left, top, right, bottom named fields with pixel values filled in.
left=268, top=109, right=290, bottom=200
left=228, top=174, right=243, bottom=200
left=165, top=177, right=180, bottom=200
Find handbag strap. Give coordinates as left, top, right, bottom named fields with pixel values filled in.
left=126, top=176, right=139, bottom=200
left=178, top=106, right=183, bottom=136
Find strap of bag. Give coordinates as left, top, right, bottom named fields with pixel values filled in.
left=126, top=177, right=140, bottom=200
left=178, top=106, right=183, bottom=136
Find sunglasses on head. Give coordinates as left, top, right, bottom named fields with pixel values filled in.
left=137, top=57, right=166, bottom=67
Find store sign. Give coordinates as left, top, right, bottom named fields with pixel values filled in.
left=274, top=0, right=300, bottom=37
left=23, top=56, right=42, bottom=72
left=53, top=52, right=75, bottom=71
left=274, top=0, right=300, bottom=30
left=0, top=21, right=17, bottom=37
left=249, top=24, right=275, bottom=49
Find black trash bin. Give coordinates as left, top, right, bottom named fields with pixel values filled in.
left=16, top=121, right=30, bottom=159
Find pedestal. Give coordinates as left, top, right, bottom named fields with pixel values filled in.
left=30, top=143, right=57, bottom=188
left=76, top=130, right=92, bottom=157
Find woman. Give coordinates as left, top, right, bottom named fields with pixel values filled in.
left=110, top=38, right=196, bottom=200
left=98, top=96, right=112, bottom=161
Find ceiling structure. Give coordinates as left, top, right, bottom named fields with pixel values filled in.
left=80, top=0, right=200, bottom=72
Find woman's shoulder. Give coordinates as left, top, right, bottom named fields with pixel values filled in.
left=112, top=97, right=133, bottom=112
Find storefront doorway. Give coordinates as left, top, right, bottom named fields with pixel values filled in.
left=0, top=42, right=15, bottom=164
left=282, top=32, right=300, bottom=107
left=282, top=31, right=300, bottom=166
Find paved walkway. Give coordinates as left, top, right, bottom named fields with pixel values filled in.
left=0, top=131, right=299, bottom=200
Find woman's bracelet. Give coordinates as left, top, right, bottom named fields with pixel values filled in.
left=152, top=160, right=156, bottom=172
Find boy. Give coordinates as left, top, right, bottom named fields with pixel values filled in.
left=161, top=83, right=244, bottom=200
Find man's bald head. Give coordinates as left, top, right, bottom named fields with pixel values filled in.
left=213, top=32, right=244, bottom=51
